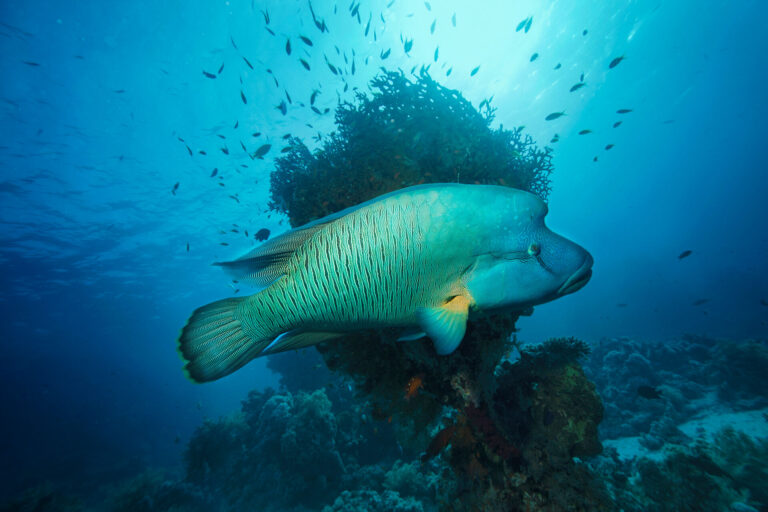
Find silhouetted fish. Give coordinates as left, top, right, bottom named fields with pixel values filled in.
left=545, top=111, right=565, bottom=121
left=470, top=65, right=480, bottom=76
left=255, top=228, right=270, bottom=241
left=172, top=182, right=179, bottom=195
left=692, top=298, right=710, bottom=306
left=617, top=109, right=632, bottom=114
left=678, top=250, right=692, bottom=259
left=609, top=55, right=625, bottom=68
left=570, top=82, right=586, bottom=92
left=202, top=70, right=216, bottom=79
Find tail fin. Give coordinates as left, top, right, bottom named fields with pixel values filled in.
left=178, top=297, right=268, bottom=383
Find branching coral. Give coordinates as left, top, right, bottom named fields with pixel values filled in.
left=269, top=69, right=553, bottom=227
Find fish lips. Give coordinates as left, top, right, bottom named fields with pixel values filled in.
left=557, top=254, right=594, bottom=296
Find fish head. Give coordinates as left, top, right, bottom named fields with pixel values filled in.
left=466, top=190, right=593, bottom=311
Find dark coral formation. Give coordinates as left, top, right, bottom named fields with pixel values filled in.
left=270, top=69, right=553, bottom=227
left=265, top=70, right=606, bottom=510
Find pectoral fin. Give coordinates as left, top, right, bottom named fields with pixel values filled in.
left=417, top=295, right=470, bottom=355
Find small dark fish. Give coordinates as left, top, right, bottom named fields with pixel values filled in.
left=285, top=90, right=292, bottom=104
left=186, top=243, right=190, bottom=252
left=300, top=58, right=310, bottom=70
left=230, top=36, right=238, bottom=49
left=252, top=144, right=271, bottom=159
left=310, top=89, right=319, bottom=105
left=524, top=17, right=532, bottom=33
left=570, top=82, right=586, bottom=92
left=530, top=53, right=538, bottom=62
left=351, top=60, right=355, bottom=74
left=545, top=111, right=565, bottom=121
left=22, top=61, right=40, bottom=66
left=221, top=146, right=229, bottom=155
left=434, top=46, right=439, bottom=62
left=234, top=120, right=239, bottom=128
left=242, top=56, right=253, bottom=69
left=240, top=141, right=247, bottom=152
left=605, top=144, right=614, bottom=150
left=365, top=14, right=371, bottom=36
left=311, top=106, right=322, bottom=115
left=220, top=242, right=230, bottom=246
left=578, top=129, right=592, bottom=135
left=240, top=90, right=247, bottom=104
left=229, top=195, right=240, bottom=203
left=286, top=39, right=291, bottom=55
left=760, top=299, right=768, bottom=307
left=252, top=132, right=261, bottom=137
left=210, top=168, right=218, bottom=177
left=663, top=119, right=676, bottom=124
left=637, top=385, right=662, bottom=400
left=218, top=63, right=224, bottom=74
left=202, top=70, right=216, bottom=79
left=171, top=182, right=179, bottom=195
left=580, top=72, right=584, bottom=81
left=430, top=19, right=436, bottom=34
left=593, top=156, right=598, bottom=162
left=351, top=3, right=360, bottom=17
left=281, top=133, right=291, bottom=140
left=327, top=59, right=338, bottom=74
left=609, top=55, right=625, bottom=69
left=424, top=1, right=431, bottom=11
left=255, top=228, right=271, bottom=241
left=617, top=109, right=633, bottom=114
left=300, top=35, right=313, bottom=46
left=692, top=298, right=710, bottom=306
left=446, top=67, right=452, bottom=76
left=516, top=17, right=528, bottom=32
left=113, top=89, right=126, bottom=94
left=678, top=250, right=692, bottom=259
left=452, top=13, right=456, bottom=27
left=185, top=144, right=193, bottom=156
left=280, top=146, right=292, bottom=153
left=470, top=65, right=480, bottom=76
left=404, top=39, right=413, bottom=53
left=265, top=27, right=275, bottom=36
left=380, top=48, right=391, bottom=60
left=553, top=63, right=561, bottom=70
left=198, top=150, right=207, bottom=155
left=276, top=101, right=287, bottom=115
left=613, top=121, right=622, bottom=128
left=583, top=29, right=588, bottom=36
left=261, top=9, right=270, bottom=24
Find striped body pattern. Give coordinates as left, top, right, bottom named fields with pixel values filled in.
left=240, top=188, right=472, bottom=339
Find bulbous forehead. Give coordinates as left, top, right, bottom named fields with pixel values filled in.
left=506, top=188, right=548, bottom=220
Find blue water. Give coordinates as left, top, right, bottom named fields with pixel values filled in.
left=1, top=0, right=766, bottom=506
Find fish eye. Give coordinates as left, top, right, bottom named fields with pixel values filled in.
left=527, top=243, right=540, bottom=257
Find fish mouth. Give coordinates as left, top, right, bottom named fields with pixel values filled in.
left=558, top=254, right=593, bottom=296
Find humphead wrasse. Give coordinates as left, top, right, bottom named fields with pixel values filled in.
left=178, top=184, right=593, bottom=382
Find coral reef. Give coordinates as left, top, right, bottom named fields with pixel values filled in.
left=265, top=69, right=610, bottom=510
left=584, top=335, right=768, bottom=444
left=594, top=427, right=768, bottom=511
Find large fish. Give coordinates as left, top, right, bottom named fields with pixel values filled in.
left=178, top=184, right=593, bottom=382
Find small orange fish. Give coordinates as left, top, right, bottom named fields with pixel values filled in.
left=405, top=373, right=425, bottom=400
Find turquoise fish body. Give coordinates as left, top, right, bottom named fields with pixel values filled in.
left=179, top=184, right=593, bottom=382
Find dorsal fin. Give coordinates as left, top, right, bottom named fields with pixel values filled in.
left=214, top=223, right=327, bottom=287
